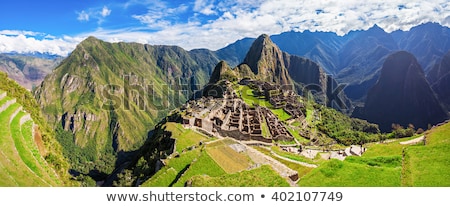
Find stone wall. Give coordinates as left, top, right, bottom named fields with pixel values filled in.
left=19, top=113, right=33, bottom=125
left=0, top=99, right=16, bottom=113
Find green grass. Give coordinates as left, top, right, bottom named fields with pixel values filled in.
left=21, top=120, right=61, bottom=184
left=172, top=150, right=226, bottom=186
left=362, top=135, right=420, bottom=158
left=402, top=123, right=450, bottom=186
left=271, top=108, right=292, bottom=121
left=0, top=95, right=12, bottom=107
left=362, top=142, right=405, bottom=157
left=260, top=116, right=271, bottom=138
left=141, top=148, right=201, bottom=187
left=285, top=126, right=309, bottom=144
left=10, top=112, right=41, bottom=176
left=291, top=121, right=301, bottom=127
left=206, top=141, right=252, bottom=173
left=0, top=104, right=55, bottom=186
left=271, top=146, right=317, bottom=165
left=305, top=107, right=314, bottom=125
left=190, top=165, right=290, bottom=187
left=238, top=85, right=273, bottom=108
left=299, top=159, right=401, bottom=186
left=165, top=122, right=210, bottom=153
left=254, top=146, right=315, bottom=178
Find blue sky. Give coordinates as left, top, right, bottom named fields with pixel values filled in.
left=0, top=0, right=449, bottom=56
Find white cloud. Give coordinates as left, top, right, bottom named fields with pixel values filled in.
left=74, top=0, right=450, bottom=51
left=194, top=0, right=217, bottom=15
left=77, top=10, right=90, bottom=21
left=2, top=0, right=449, bottom=56
left=102, top=6, right=112, bottom=17
left=0, top=31, right=81, bottom=56
left=77, top=5, right=112, bottom=24
left=132, top=3, right=189, bottom=29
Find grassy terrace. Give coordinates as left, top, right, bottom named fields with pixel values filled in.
left=237, top=85, right=293, bottom=122
left=253, top=146, right=315, bottom=179
left=141, top=148, right=202, bottom=187
left=164, top=122, right=211, bottom=153
left=297, top=127, right=450, bottom=187
left=402, top=123, right=450, bottom=186
left=260, top=115, right=271, bottom=138
left=0, top=100, right=59, bottom=186
left=271, top=108, right=292, bottom=121
left=285, top=125, right=309, bottom=144
left=190, top=165, right=290, bottom=187
left=299, top=159, right=401, bottom=186
left=238, top=85, right=272, bottom=108
left=205, top=139, right=252, bottom=173
left=172, top=150, right=225, bottom=187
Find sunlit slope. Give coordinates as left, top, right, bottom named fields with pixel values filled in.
left=0, top=90, right=62, bottom=186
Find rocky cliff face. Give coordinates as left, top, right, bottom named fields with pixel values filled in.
left=212, top=34, right=351, bottom=112
left=353, top=51, right=448, bottom=131
left=243, top=34, right=292, bottom=85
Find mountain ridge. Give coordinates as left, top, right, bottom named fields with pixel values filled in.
left=34, top=36, right=219, bottom=179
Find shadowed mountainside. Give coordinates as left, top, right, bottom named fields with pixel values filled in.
left=353, top=51, right=448, bottom=132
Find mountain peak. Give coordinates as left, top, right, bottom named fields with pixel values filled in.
left=354, top=51, right=448, bottom=131
left=242, top=34, right=290, bottom=84
left=79, top=36, right=102, bottom=46
left=209, top=60, right=232, bottom=84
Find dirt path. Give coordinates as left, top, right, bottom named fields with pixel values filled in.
left=400, top=136, right=424, bottom=145
left=270, top=152, right=317, bottom=168
left=244, top=145, right=298, bottom=186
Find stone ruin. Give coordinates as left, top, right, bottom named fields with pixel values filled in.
left=240, top=79, right=306, bottom=120
left=180, top=83, right=295, bottom=144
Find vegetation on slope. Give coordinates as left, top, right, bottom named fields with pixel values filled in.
left=190, top=165, right=290, bottom=187
left=34, top=37, right=218, bottom=179
left=402, top=122, right=450, bottom=186
left=0, top=72, right=73, bottom=186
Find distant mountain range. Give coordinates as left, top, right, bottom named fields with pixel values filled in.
left=0, top=54, right=62, bottom=90
left=217, top=23, right=450, bottom=102
left=3, top=22, right=449, bottom=103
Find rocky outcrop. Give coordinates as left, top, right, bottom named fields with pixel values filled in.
left=209, top=61, right=233, bottom=84
left=241, top=34, right=351, bottom=111
left=353, top=51, right=448, bottom=131
left=243, top=34, right=292, bottom=85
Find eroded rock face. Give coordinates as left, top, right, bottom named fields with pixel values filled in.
left=353, top=51, right=448, bottom=131
left=243, top=34, right=291, bottom=85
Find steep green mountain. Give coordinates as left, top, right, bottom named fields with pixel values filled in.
left=34, top=37, right=218, bottom=180
left=353, top=51, right=449, bottom=132
left=0, top=54, right=61, bottom=90
left=242, top=34, right=292, bottom=85
left=0, top=72, right=73, bottom=186
left=241, top=34, right=351, bottom=111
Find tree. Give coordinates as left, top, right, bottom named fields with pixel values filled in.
left=113, top=170, right=134, bottom=187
